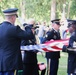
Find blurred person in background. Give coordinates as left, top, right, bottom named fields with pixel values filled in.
left=38, top=21, right=46, bottom=44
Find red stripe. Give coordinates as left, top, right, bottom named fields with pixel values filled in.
left=42, top=48, right=52, bottom=52
left=51, top=46, right=62, bottom=50
left=42, top=39, right=69, bottom=52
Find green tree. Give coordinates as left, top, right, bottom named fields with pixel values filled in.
left=0, top=0, right=76, bottom=22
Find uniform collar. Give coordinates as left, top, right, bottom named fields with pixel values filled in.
left=52, top=28, right=59, bottom=32
left=2, top=21, right=14, bottom=25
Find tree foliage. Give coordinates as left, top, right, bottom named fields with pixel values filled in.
left=69, top=0, right=76, bottom=19
left=0, top=0, right=76, bottom=22
left=25, top=0, right=51, bottom=21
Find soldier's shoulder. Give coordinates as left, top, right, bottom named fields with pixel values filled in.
left=0, top=22, right=3, bottom=25
left=0, top=22, right=2, bottom=24
left=71, top=32, right=76, bottom=37
left=50, top=29, right=55, bottom=34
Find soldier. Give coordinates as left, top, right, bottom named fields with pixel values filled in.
left=0, top=8, right=34, bottom=75
left=42, top=19, right=61, bottom=75
left=62, top=20, right=76, bottom=75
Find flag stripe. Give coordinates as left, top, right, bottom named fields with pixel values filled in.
left=20, top=39, right=69, bottom=52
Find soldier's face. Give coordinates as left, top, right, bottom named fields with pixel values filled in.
left=53, top=24, right=60, bottom=30
left=68, top=26, right=74, bottom=33
left=11, top=15, right=17, bottom=24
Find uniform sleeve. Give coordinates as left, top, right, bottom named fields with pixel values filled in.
left=62, top=34, right=76, bottom=54
left=42, top=31, right=53, bottom=43
left=68, top=35, right=76, bottom=48
left=15, top=26, right=34, bottom=40
left=62, top=45, right=68, bottom=52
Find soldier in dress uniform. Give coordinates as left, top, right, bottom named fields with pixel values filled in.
left=0, top=8, right=35, bottom=75
left=62, top=20, right=76, bottom=75
left=42, top=19, right=61, bottom=75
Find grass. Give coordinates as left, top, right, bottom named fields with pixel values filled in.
left=37, top=52, right=68, bottom=75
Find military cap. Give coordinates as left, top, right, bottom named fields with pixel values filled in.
left=51, top=19, right=60, bottom=25
left=67, top=19, right=76, bottom=28
left=3, top=8, right=18, bottom=17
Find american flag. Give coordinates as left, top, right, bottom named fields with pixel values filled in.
left=21, top=39, right=69, bottom=52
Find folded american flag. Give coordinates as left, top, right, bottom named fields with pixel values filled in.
left=20, top=39, right=69, bottom=52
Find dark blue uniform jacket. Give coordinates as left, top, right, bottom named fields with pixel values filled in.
left=42, top=29, right=61, bottom=59
left=0, top=21, right=34, bottom=71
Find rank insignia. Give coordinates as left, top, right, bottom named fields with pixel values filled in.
left=53, top=35, right=57, bottom=39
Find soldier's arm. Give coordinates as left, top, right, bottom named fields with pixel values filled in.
left=42, top=31, right=53, bottom=43
left=62, top=45, right=76, bottom=54
left=15, top=26, right=35, bottom=40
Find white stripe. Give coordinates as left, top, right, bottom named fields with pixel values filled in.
left=20, top=40, right=68, bottom=52
left=4, top=12, right=17, bottom=15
